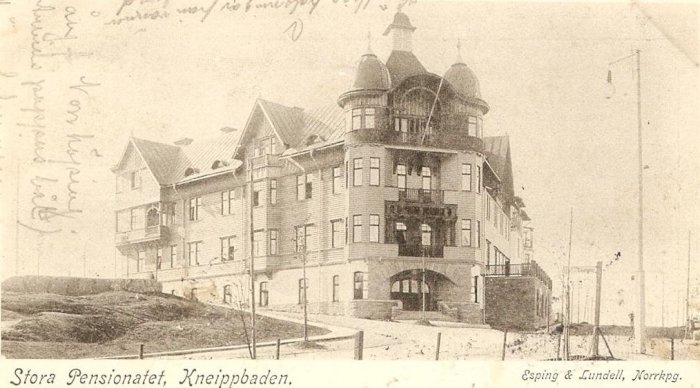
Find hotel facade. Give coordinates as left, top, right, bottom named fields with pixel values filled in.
left=113, top=12, right=552, bottom=329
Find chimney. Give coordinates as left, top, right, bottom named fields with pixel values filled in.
left=383, top=11, right=416, bottom=52
left=174, top=137, right=193, bottom=146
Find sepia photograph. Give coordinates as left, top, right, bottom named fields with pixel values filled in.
left=0, top=0, right=699, bottom=383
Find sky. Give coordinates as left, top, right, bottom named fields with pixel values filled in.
left=1, top=0, right=698, bottom=326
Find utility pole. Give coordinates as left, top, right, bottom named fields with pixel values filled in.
left=607, top=49, right=646, bottom=354
left=686, top=231, right=691, bottom=339
left=422, top=246, right=426, bottom=322
left=591, top=261, right=602, bottom=358
left=633, top=49, right=647, bottom=354
left=563, top=208, right=573, bottom=360
left=300, top=238, right=309, bottom=342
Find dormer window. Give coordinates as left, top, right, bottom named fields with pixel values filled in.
left=350, top=107, right=376, bottom=130
left=184, top=167, right=199, bottom=177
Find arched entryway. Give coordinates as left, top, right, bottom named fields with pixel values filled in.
left=390, top=269, right=454, bottom=311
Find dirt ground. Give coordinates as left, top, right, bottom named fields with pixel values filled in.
left=172, top=312, right=699, bottom=360
left=0, top=291, right=328, bottom=359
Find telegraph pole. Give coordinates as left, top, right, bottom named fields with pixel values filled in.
left=633, top=49, right=647, bottom=354
left=563, top=208, right=573, bottom=360
left=686, top=231, right=691, bottom=339
left=301, top=239, right=309, bottom=342
left=607, top=50, right=646, bottom=353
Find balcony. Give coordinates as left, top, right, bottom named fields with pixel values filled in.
left=484, top=261, right=552, bottom=290
left=398, top=188, right=444, bottom=204
left=116, top=225, right=168, bottom=246
left=249, top=153, right=279, bottom=169
left=346, top=129, right=483, bottom=152
left=398, top=244, right=444, bottom=258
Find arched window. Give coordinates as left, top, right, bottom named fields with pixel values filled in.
left=259, top=282, right=269, bottom=307
left=146, top=206, right=159, bottom=227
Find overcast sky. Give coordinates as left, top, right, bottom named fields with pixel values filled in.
left=2, top=0, right=698, bottom=325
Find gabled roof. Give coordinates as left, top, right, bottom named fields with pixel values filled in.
left=483, top=135, right=510, bottom=179
left=258, top=99, right=307, bottom=147
left=115, top=98, right=345, bottom=186
left=113, top=138, right=184, bottom=185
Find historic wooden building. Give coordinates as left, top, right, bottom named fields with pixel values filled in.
left=112, top=11, right=551, bottom=327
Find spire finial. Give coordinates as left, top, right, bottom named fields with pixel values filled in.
left=456, top=38, right=464, bottom=64
left=367, top=30, right=373, bottom=54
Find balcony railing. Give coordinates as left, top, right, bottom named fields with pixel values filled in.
left=485, top=261, right=552, bottom=290
left=249, top=153, right=279, bottom=169
left=398, top=244, right=444, bottom=258
left=398, top=188, right=444, bottom=204
left=116, top=225, right=168, bottom=246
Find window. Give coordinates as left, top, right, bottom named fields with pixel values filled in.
left=297, top=174, right=313, bottom=200
left=476, top=117, right=483, bottom=138
left=350, top=107, right=375, bottom=130
left=486, top=195, right=491, bottom=220
left=353, top=272, right=365, bottom=300
left=461, top=163, right=472, bottom=191
left=421, top=167, right=431, bottom=190
left=369, top=214, right=380, bottom=242
left=369, top=157, right=380, bottom=186
left=295, top=224, right=314, bottom=252
left=223, top=285, right=232, bottom=304
left=156, top=248, right=162, bottom=269
left=475, top=221, right=481, bottom=248
left=253, top=230, right=264, bottom=257
left=221, top=236, right=235, bottom=261
left=221, top=190, right=234, bottom=215
left=331, top=219, right=343, bottom=248
left=332, top=166, right=343, bottom=194
left=353, top=215, right=362, bottom=243
left=467, top=115, right=477, bottom=137
left=130, top=208, right=143, bottom=230
left=252, top=181, right=262, bottom=206
left=188, top=241, right=201, bottom=265
left=476, top=166, right=481, bottom=193
left=397, top=164, right=406, bottom=190
left=189, top=197, right=202, bottom=221
left=269, top=179, right=277, bottom=204
left=298, top=278, right=308, bottom=304
left=486, top=240, right=491, bottom=266
left=170, top=245, right=177, bottom=268
left=461, top=219, right=472, bottom=247
left=421, top=224, right=432, bottom=246
left=269, top=230, right=278, bottom=255
left=473, top=275, right=479, bottom=303
left=137, top=250, right=145, bottom=272
left=259, top=282, right=269, bottom=307
left=305, top=173, right=313, bottom=199
left=130, top=170, right=141, bottom=189
left=364, top=108, right=375, bottom=129
left=395, top=222, right=407, bottom=244
left=332, top=275, right=340, bottom=302
left=353, top=158, right=363, bottom=186
left=352, top=109, right=362, bottom=130
left=345, top=161, right=349, bottom=188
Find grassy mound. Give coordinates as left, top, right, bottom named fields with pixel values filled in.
left=1, top=290, right=328, bottom=358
